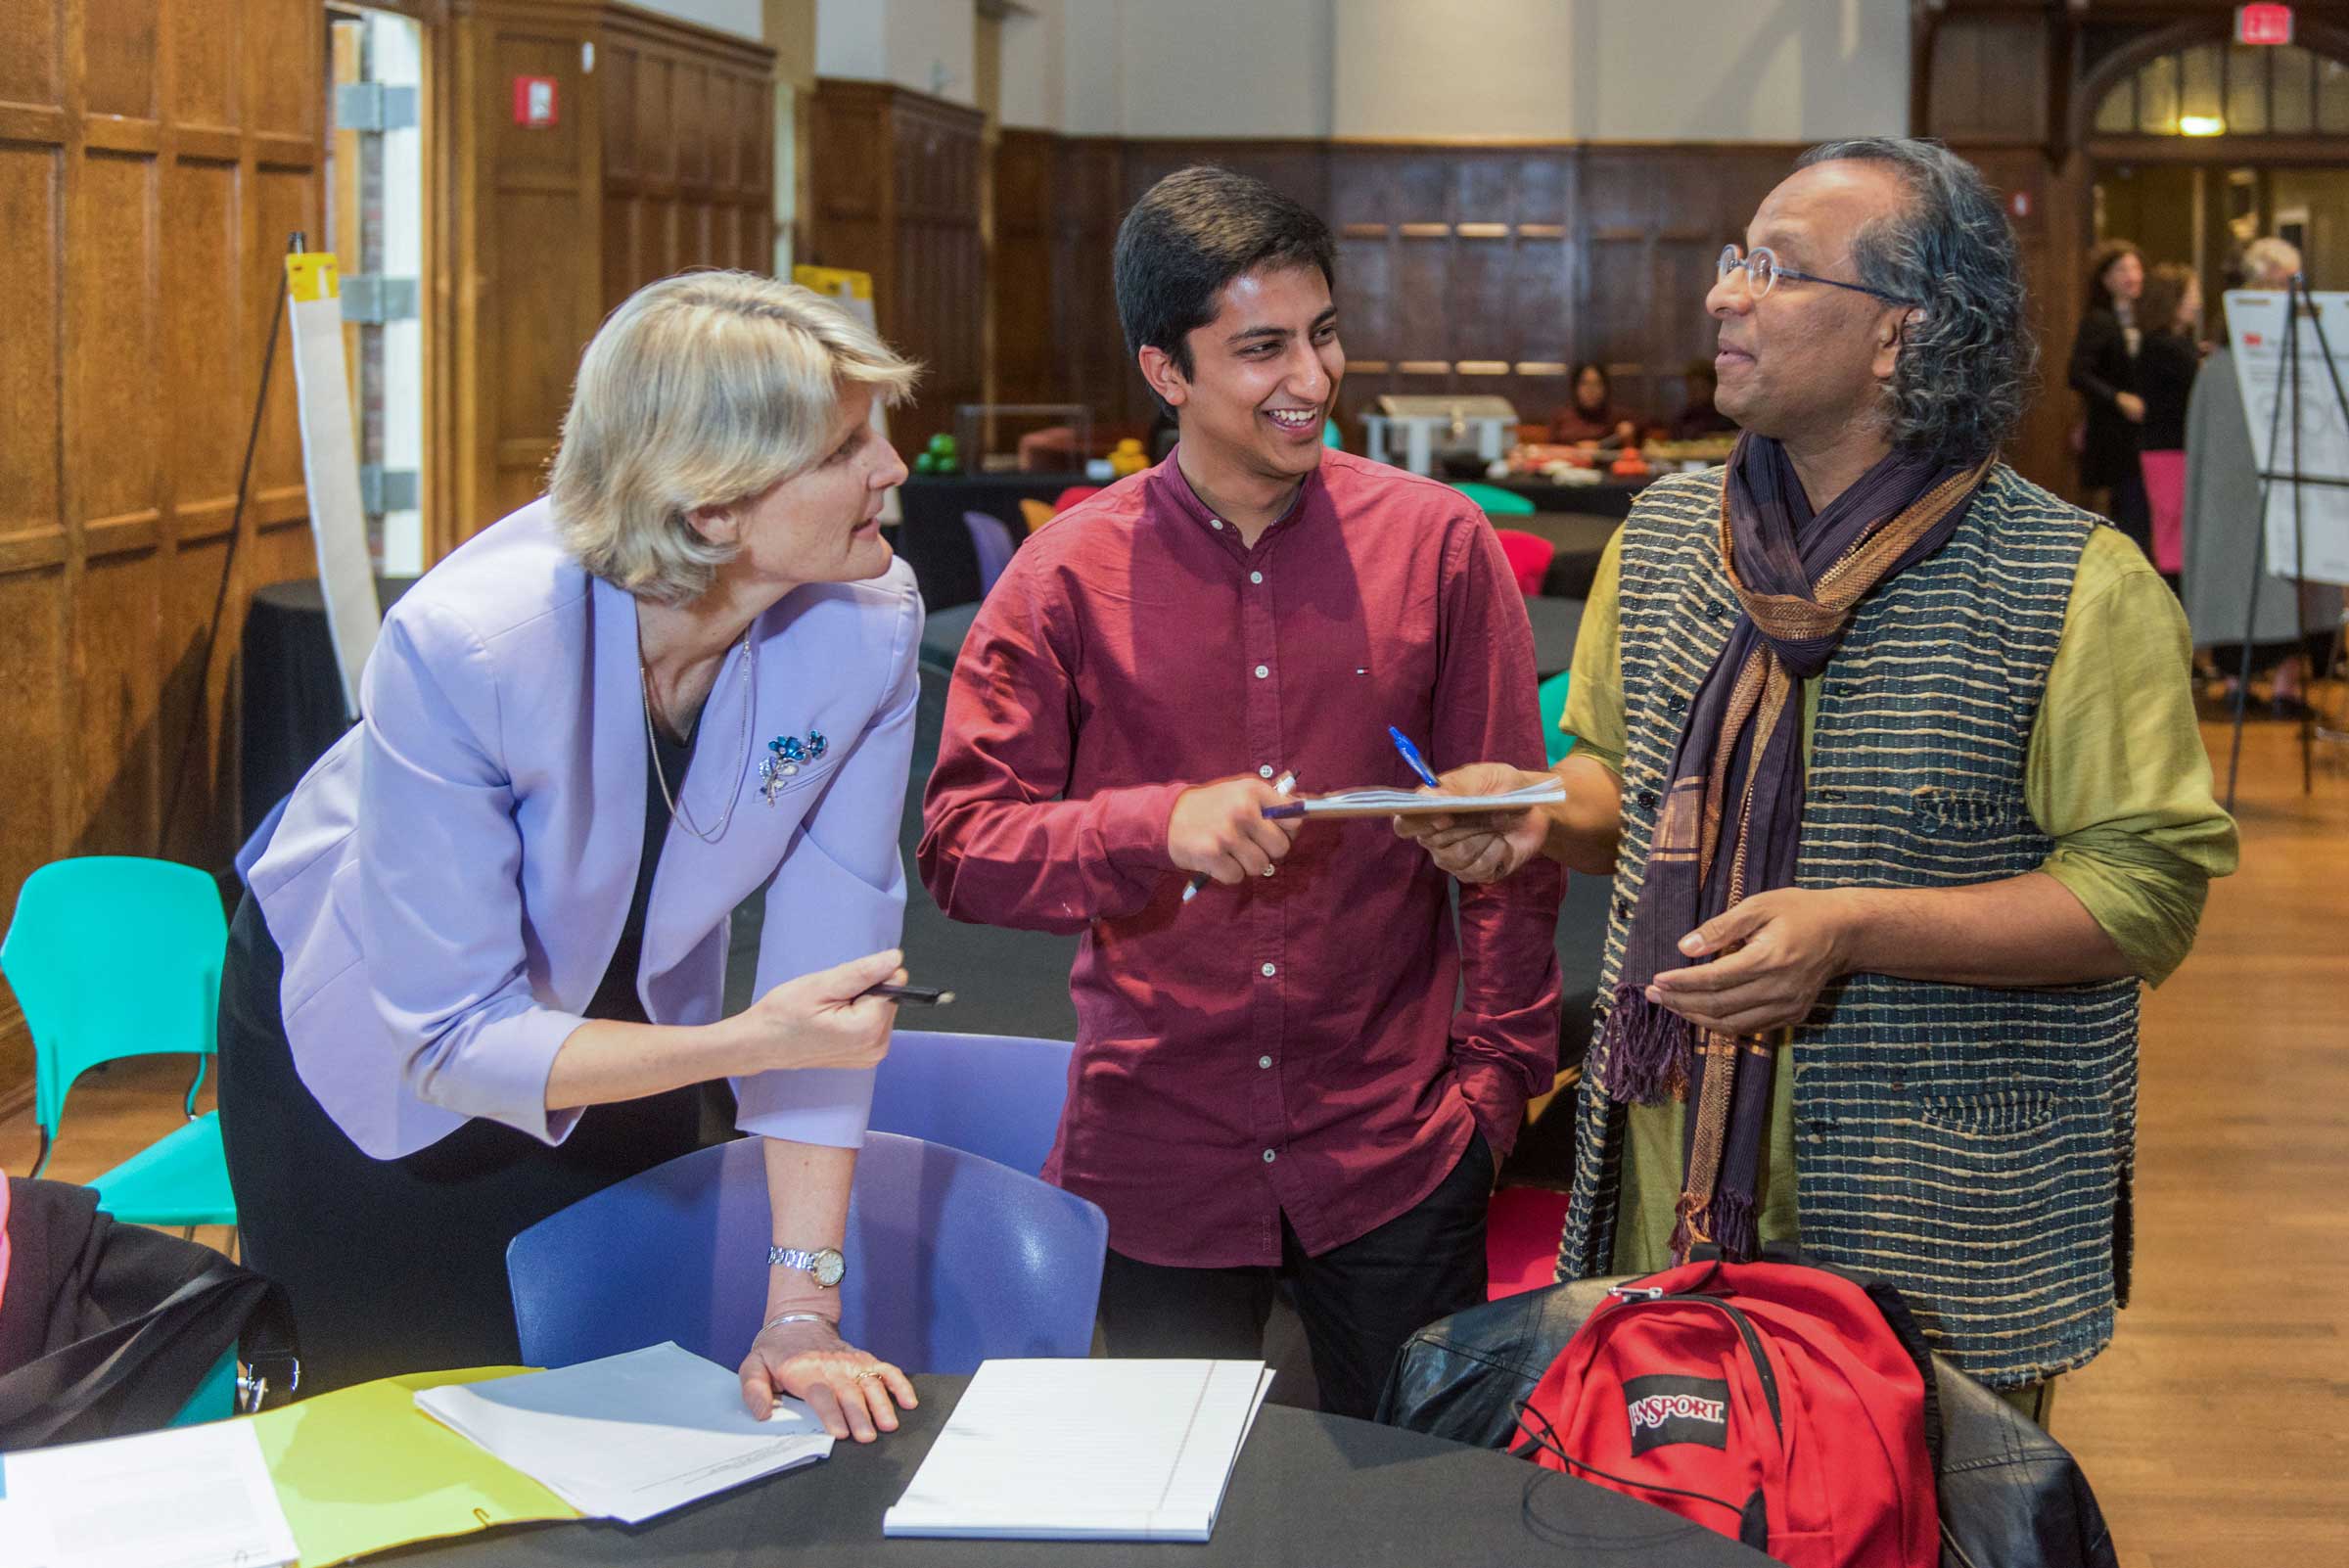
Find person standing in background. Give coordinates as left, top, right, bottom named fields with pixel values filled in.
left=2070, top=239, right=2153, bottom=562
left=2135, top=261, right=2202, bottom=588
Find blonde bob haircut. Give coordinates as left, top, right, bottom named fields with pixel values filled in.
left=549, top=270, right=919, bottom=604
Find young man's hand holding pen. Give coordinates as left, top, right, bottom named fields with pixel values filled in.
left=1170, top=772, right=1299, bottom=895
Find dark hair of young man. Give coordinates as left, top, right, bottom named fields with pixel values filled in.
left=1113, top=165, right=1337, bottom=399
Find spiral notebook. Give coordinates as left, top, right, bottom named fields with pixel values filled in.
left=883, top=1360, right=1273, bottom=1542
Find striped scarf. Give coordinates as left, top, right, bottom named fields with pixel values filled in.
left=1598, top=433, right=1993, bottom=1260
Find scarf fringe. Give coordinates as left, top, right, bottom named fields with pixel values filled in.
left=1668, top=1187, right=1760, bottom=1265
left=1597, top=985, right=1690, bottom=1105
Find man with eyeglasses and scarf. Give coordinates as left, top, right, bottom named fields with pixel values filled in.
left=1396, top=138, right=2236, bottom=1422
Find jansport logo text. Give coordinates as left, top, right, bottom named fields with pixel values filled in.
left=1628, top=1392, right=1726, bottom=1432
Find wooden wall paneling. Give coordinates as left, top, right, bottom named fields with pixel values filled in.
left=808, top=80, right=980, bottom=449
left=1050, top=136, right=1127, bottom=427
left=0, top=0, right=326, bottom=1111
left=1927, top=14, right=2051, bottom=147
left=990, top=127, right=1055, bottom=408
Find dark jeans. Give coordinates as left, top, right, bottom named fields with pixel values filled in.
left=1096, top=1133, right=1494, bottom=1420
left=215, top=895, right=707, bottom=1393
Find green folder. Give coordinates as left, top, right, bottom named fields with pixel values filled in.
left=249, top=1366, right=581, bottom=1566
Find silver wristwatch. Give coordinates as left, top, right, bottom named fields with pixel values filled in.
left=767, top=1245, right=847, bottom=1289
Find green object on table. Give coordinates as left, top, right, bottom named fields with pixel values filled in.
left=913, top=450, right=938, bottom=474
left=1540, top=670, right=1578, bottom=767
left=250, top=1365, right=579, bottom=1565
left=1451, top=481, right=1537, bottom=516
left=1, top=855, right=238, bottom=1231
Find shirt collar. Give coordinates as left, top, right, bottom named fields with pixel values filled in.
left=1147, top=442, right=1324, bottom=543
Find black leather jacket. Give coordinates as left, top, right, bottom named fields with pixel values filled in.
left=1377, top=1276, right=2120, bottom=1568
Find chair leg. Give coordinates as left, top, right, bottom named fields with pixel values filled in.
left=181, top=1224, right=197, bottom=1242
left=186, top=1054, right=208, bottom=1120
left=30, top=1126, right=53, bottom=1179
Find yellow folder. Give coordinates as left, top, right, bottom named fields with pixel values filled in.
left=249, top=1366, right=581, bottom=1567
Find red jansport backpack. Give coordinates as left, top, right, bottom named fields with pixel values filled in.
left=1515, top=1251, right=1940, bottom=1568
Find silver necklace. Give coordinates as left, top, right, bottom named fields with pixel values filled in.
left=640, top=625, right=756, bottom=845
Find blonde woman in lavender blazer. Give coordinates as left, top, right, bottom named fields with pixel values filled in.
left=220, top=273, right=923, bottom=1441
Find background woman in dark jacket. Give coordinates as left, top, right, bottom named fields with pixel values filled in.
left=2068, top=239, right=2152, bottom=559
left=2134, top=261, right=2202, bottom=586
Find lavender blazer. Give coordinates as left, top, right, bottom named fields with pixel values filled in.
left=249, top=499, right=922, bottom=1160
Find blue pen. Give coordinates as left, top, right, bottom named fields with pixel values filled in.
left=1389, top=726, right=1442, bottom=789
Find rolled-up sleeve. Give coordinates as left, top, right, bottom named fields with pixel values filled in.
left=734, top=582, right=924, bottom=1147
left=2028, top=530, right=2239, bottom=986
left=355, top=604, right=587, bottom=1145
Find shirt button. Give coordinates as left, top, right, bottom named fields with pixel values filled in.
left=1259, top=764, right=1275, bottom=778
left=1254, top=665, right=1269, bottom=679
left=1250, top=571, right=1264, bottom=584
left=1262, top=1149, right=1277, bottom=1164
left=1258, top=1055, right=1273, bottom=1069
left=1210, top=519, right=1225, bottom=530
left=1260, top=961, right=1277, bottom=978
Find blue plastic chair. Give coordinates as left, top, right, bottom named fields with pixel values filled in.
left=1, top=857, right=236, bottom=1231
left=506, top=1131, right=1107, bottom=1374
left=1451, top=480, right=1538, bottom=516
left=962, top=510, right=1018, bottom=597
left=869, top=1029, right=1074, bottom=1178
left=1539, top=670, right=1579, bottom=768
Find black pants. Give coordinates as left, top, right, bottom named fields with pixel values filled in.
left=215, top=896, right=707, bottom=1394
left=1096, top=1134, right=1493, bottom=1420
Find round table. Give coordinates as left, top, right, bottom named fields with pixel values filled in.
left=379, top=1372, right=1768, bottom=1568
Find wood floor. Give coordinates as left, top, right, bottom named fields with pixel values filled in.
left=2, top=714, right=2342, bottom=1565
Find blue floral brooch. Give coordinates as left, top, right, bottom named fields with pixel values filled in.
left=759, top=729, right=828, bottom=804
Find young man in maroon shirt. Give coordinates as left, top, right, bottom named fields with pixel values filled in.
left=918, top=165, right=1562, bottom=1416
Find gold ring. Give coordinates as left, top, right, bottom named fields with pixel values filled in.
left=852, top=1367, right=881, bottom=1381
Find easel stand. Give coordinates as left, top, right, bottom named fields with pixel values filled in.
left=2224, top=274, right=2349, bottom=810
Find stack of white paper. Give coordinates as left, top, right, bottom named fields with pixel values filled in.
left=414, top=1342, right=832, bottom=1524
left=0, top=1420, right=299, bottom=1568
left=1275, top=781, right=1567, bottom=819
left=884, top=1359, right=1273, bottom=1542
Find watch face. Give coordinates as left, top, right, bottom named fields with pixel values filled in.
left=813, top=1248, right=847, bottom=1288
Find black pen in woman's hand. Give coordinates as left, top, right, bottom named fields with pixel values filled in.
left=859, top=981, right=955, bottom=1005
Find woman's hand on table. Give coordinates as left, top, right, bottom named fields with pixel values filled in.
left=724, top=949, right=904, bottom=1075
left=738, top=1315, right=917, bottom=1440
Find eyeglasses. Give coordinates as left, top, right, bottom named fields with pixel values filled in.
left=1718, top=244, right=1917, bottom=308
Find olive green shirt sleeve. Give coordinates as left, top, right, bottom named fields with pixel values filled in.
left=1557, top=530, right=1629, bottom=778
left=2026, top=528, right=2240, bottom=986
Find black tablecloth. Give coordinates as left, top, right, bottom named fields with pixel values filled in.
left=239, top=576, right=417, bottom=840
left=1485, top=475, right=1654, bottom=519
left=380, top=1373, right=1766, bottom=1567
left=894, top=473, right=1092, bottom=610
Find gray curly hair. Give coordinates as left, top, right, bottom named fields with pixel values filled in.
left=1796, top=138, right=2032, bottom=471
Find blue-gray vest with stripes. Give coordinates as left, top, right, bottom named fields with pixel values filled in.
left=1559, top=464, right=2140, bottom=1388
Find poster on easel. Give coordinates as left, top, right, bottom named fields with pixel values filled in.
left=285, top=251, right=385, bottom=717
left=2225, top=289, right=2349, bottom=588
left=792, top=265, right=899, bottom=525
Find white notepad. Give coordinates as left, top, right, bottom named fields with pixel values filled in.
left=414, top=1342, right=833, bottom=1525
left=0, top=1419, right=299, bottom=1568
left=884, top=1359, right=1273, bottom=1542
left=1270, top=781, right=1567, bottom=819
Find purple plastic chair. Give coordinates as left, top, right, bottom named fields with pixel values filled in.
left=869, top=1029, right=1074, bottom=1178
left=963, top=510, right=1017, bottom=597
left=505, top=1131, right=1106, bottom=1374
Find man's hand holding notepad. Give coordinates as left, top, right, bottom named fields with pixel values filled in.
left=1262, top=779, right=1565, bottom=820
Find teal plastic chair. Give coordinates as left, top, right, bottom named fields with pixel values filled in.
left=1322, top=417, right=1343, bottom=449
left=1, top=856, right=237, bottom=1231
left=1540, top=670, right=1579, bottom=768
left=1451, top=481, right=1538, bottom=516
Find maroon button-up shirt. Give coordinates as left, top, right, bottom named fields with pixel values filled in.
left=917, top=448, right=1563, bottom=1268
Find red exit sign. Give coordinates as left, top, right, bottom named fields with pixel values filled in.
left=2238, top=5, right=2293, bottom=46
